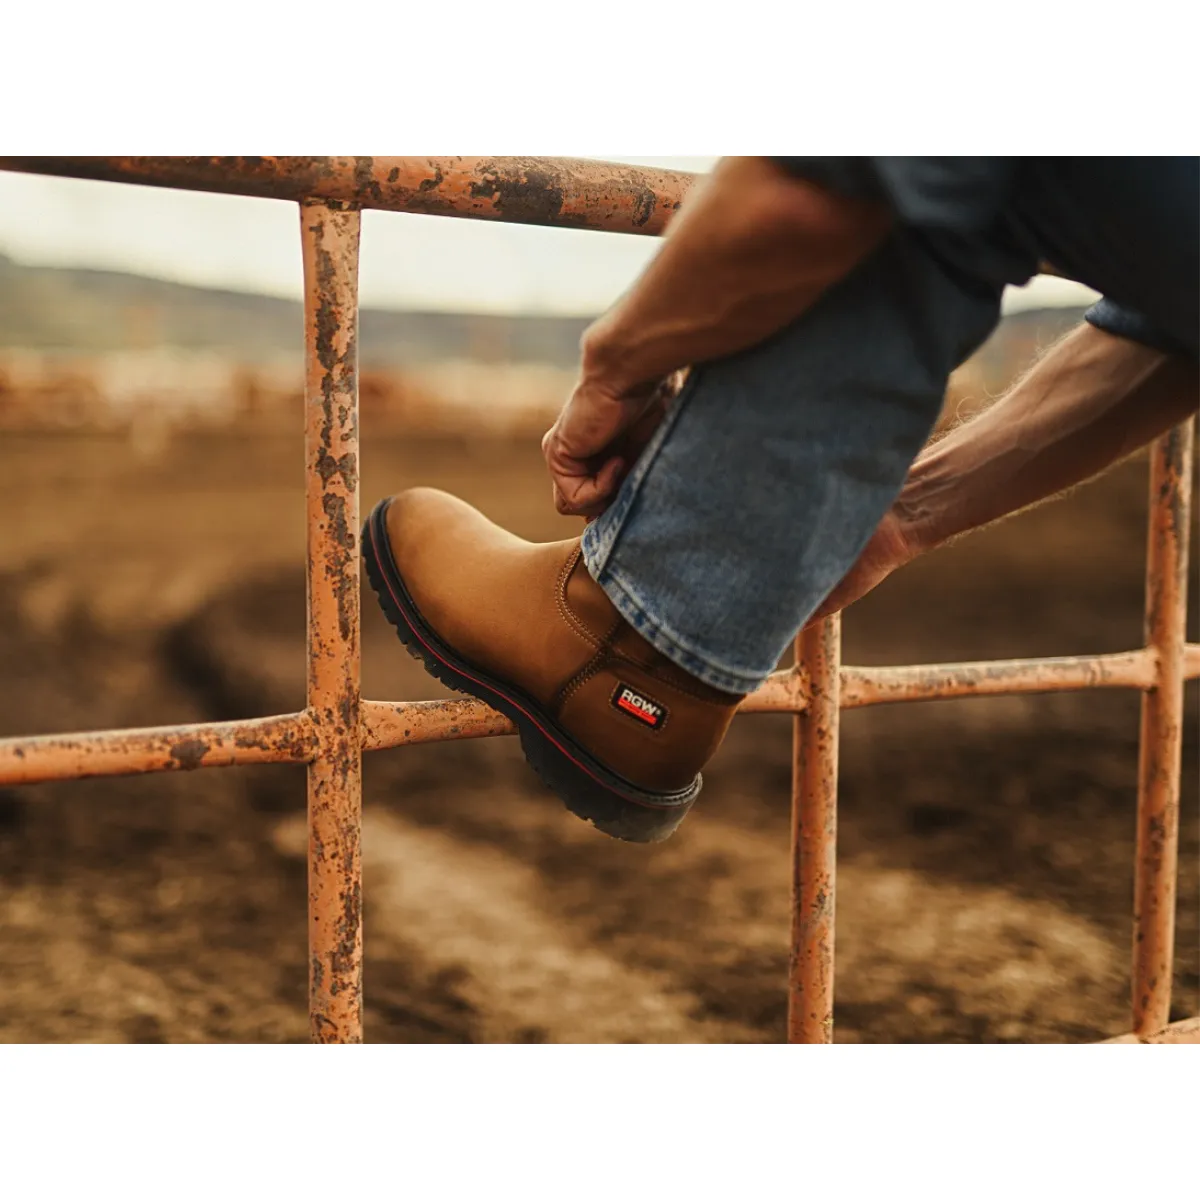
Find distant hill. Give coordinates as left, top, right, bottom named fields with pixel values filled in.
left=0, top=252, right=1088, bottom=376
left=0, top=253, right=592, bottom=369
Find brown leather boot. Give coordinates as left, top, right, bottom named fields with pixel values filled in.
left=362, top=488, right=743, bottom=842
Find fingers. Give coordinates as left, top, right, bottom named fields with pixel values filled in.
left=547, top=396, right=666, bottom=518
left=541, top=374, right=673, bottom=520
left=552, top=455, right=625, bottom=517
left=542, top=405, right=627, bottom=517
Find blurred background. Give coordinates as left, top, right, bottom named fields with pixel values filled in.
left=0, top=157, right=1194, bottom=1043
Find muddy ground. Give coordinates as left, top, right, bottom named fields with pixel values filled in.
left=0, top=424, right=1196, bottom=1043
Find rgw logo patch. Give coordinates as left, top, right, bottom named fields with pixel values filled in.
left=610, top=683, right=667, bottom=731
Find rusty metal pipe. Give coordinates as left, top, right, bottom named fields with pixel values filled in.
left=4, top=642, right=1187, bottom=790
left=302, top=200, right=363, bottom=1045
left=360, top=670, right=814, bottom=753
left=1132, top=417, right=1195, bottom=1037
left=362, top=698, right=516, bottom=750
left=719, top=644, right=1192, bottom=721
left=839, top=648, right=1168, bottom=708
left=725, top=643, right=1193, bottom=722
left=0, top=157, right=698, bottom=237
left=0, top=713, right=314, bottom=786
left=789, top=615, right=841, bottom=1043
left=359, top=642, right=1182, bottom=754
left=739, top=668, right=810, bottom=713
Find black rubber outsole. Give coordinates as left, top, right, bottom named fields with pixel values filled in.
left=362, top=498, right=699, bottom=843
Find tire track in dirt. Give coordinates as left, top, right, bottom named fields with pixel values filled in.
left=363, top=769, right=1128, bottom=1041
left=274, top=800, right=1122, bottom=1043
left=272, top=811, right=761, bottom=1044
left=640, top=816, right=1123, bottom=1042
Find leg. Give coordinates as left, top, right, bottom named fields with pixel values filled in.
left=581, top=230, right=1005, bottom=694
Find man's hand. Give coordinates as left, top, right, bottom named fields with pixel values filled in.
left=804, top=510, right=915, bottom=627
left=542, top=373, right=677, bottom=518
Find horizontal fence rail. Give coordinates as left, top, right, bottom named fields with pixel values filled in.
left=0, top=156, right=695, bottom=237
left=0, top=157, right=1196, bottom=1046
left=0, top=714, right=316, bottom=785
left=7, top=648, right=1199, bottom=787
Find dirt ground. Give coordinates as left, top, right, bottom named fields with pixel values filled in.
left=0, top=423, right=1196, bottom=1043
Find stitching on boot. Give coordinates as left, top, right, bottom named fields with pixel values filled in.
left=554, top=546, right=605, bottom=650
left=556, top=547, right=740, bottom=709
left=549, top=609, right=630, bottom=715
left=552, top=649, right=609, bottom=714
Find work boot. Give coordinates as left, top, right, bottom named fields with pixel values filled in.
left=362, top=488, right=743, bottom=842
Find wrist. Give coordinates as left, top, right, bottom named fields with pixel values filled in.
left=579, top=322, right=638, bottom=394
left=890, top=455, right=956, bottom=560
left=873, top=504, right=925, bottom=572
left=581, top=309, right=685, bottom=398
left=581, top=328, right=676, bottom=410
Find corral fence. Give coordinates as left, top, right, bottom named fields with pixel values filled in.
left=0, top=157, right=1194, bottom=1045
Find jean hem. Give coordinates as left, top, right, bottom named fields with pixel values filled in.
left=579, top=544, right=770, bottom=695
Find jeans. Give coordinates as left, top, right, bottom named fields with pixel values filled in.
left=581, top=229, right=1005, bottom=694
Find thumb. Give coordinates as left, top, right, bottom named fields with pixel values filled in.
left=554, top=455, right=626, bottom=517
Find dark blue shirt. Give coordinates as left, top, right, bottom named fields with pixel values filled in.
left=772, top=156, right=1198, bottom=359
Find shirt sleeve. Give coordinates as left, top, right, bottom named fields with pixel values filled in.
left=1084, top=297, right=1189, bottom=356
left=769, top=157, right=1017, bottom=232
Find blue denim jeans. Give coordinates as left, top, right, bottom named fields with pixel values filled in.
left=581, top=230, right=1004, bottom=694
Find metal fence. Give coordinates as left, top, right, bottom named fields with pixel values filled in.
left=0, top=157, right=1195, bottom=1045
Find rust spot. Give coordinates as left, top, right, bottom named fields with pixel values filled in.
left=630, top=186, right=657, bottom=228
left=321, top=493, right=355, bottom=552
left=351, top=157, right=383, bottom=208
left=316, top=449, right=357, bottom=489
left=313, top=293, right=340, bottom=377
left=468, top=163, right=567, bottom=226
left=169, top=738, right=209, bottom=770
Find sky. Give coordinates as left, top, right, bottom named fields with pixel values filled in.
left=0, top=156, right=1097, bottom=316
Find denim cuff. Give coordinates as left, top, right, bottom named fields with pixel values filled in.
left=580, top=536, right=769, bottom=695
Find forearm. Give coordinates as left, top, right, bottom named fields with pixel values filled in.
left=581, top=157, right=890, bottom=392
left=896, top=324, right=1199, bottom=555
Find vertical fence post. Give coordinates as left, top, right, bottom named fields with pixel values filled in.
left=301, top=200, right=364, bottom=1044
left=1132, top=417, right=1195, bottom=1037
left=789, top=614, right=841, bottom=1043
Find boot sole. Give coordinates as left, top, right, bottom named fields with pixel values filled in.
left=362, top=498, right=700, bottom=843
